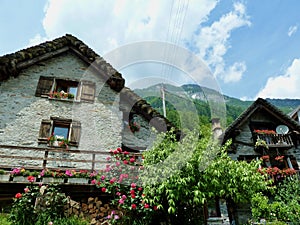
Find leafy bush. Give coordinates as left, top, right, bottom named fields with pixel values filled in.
left=251, top=176, right=300, bottom=223
left=9, top=184, right=69, bottom=225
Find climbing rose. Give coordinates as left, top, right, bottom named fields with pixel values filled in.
left=130, top=157, right=135, bottom=163
left=101, top=187, right=106, bottom=192
left=131, top=204, right=137, bottom=209
left=15, top=193, right=22, bottom=199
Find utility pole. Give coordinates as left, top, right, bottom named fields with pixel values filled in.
left=161, top=84, right=166, bottom=118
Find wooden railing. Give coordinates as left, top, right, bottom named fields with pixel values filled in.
left=0, top=145, right=142, bottom=172
left=255, top=133, right=294, bottom=148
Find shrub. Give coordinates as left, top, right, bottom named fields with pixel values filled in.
left=9, top=184, right=68, bottom=225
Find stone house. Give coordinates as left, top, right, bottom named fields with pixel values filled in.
left=0, top=34, right=177, bottom=171
left=220, top=97, right=300, bottom=224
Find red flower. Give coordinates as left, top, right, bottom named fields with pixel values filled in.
left=153, top=206, right=158, bottom=211
left=130, top=158, right=135, bottom=163
left=101, top=187, right=106, bottom=192
left=131, top=194, right=136, bottom=199
left=138, top=187, right=143, bottom=191
left=123, top=160, right=128, bottom=165
left=144, top=203, right=150, bottom=208
left=15, top=193, right=22, bottom=199
left=131, top=183, right=136, bottom=189
left=131, top=204, right=137, bottom=209
left=27, top=176, right=35, bottom=182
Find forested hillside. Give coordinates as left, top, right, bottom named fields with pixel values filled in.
left=134, top=84, right=300, bottom=128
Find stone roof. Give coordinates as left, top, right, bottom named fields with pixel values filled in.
left=222, top=97, right=300, bottom=144
left=0, top=34, right=179, bottom=135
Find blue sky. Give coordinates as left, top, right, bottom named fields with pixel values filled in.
left=1, top=0, right=300, bottom=100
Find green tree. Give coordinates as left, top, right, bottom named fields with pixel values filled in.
left=141, top=129, right=269, bottom=224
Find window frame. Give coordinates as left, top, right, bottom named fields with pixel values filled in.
left=35, top=76, right=96, bottom=103
left=38, top=117, right=81, bottom=147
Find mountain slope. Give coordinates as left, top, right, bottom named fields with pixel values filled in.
left=134, top=84, right=300, bottom=126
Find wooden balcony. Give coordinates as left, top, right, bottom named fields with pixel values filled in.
left=254, top=133, right=294, bottom=149
left=0, top=145, right=142, bottom=172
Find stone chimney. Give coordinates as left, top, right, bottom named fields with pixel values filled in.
left=211, top=118, right=223, bottom=141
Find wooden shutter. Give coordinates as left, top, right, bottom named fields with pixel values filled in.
left=70, top=121, right=81, bottom=146
left=35, top=76, right=54, bottom=97
left=38, top=119, right=52, bottom=143
left=80, top=81, right=96, bottom=102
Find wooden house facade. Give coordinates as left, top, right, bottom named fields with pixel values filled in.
left=221, top=98, right=300, bottom=224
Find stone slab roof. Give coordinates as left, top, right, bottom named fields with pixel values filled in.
left=222, top=97, right=300, bottom=144
left=0, top=34, right=179, bottom=135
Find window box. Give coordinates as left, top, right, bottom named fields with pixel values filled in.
left=67, top=177, right=90, bottom=184
left=35, top=76, right=96, bottom=103
left=42, top=177, right=65, bottom=184
left=0, top=174, right=10, bottom=182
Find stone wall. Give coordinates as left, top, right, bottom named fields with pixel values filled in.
left=0, top=52, right=123, bottom=169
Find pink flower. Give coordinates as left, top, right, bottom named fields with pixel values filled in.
left=131, top=183, right=136, bottom=189
left=123, top=151, right=129, bottom=155
left=117, top=147, right=122, bottom=152
left=123, top=160, right=128, bottom=165
left=24, top=187, right=30, bottom=193
left=144, top=203, right=150, bottom=208
left=131, top=204, right=137, bottom=209
left=116, top=161, right=121, bottom=167
left=116, top=192, right=121, bottom=196
left=130, top=189, right=135, bottom=194
left=130, top=158, right=135, bottom=163
left=101, top=187, right=106, bottom=192
left=138, top=187, right=143, bottom=191
left=114, top=215, right=119, bottom=220
left=91, top=179, right=97, bottom=185
left=65, top=170, right=73, bottom=177
left=110, top=178, right=115, bottom=184
left=118, top=199, right=124, bottom=204
left=121, top=195, right=127, bottom=200
left=113, top=150, right=118, bottom=154
left=101, top=175, right=106, bottom=180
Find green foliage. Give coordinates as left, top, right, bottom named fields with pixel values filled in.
left=9, top=184, right=69, bottom=225
left=251, top=176, right=300, bottom=223
left=141, top=130, right=269, bottom=224
left=0, top=214, right=10, bottom=225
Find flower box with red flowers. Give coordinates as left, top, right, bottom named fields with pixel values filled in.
left=261, top=155, right=270, bottom=162
left=275, top=155, right=284, bottom=162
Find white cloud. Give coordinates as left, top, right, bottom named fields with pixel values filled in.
left=288, top=25, right=297, bottom=37
left=194, top=2, right=251, bottom=83
left=41, top=0, right=218, bottom=54
left=29, top=0, right=249, bottom=88
left=223, top=61, right=246, bottom=83
left=256, top=58, right=300, bottom=99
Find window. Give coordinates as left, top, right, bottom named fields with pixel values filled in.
left=38, top=117, right=81, bottom=147
left=35, top=76, right=96, bottom=103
